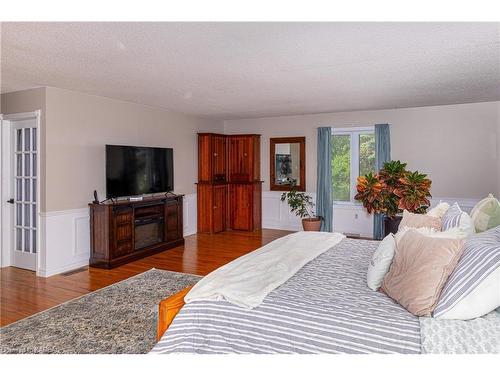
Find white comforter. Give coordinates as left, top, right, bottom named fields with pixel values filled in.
left=184, top=231, right=345, bottom=309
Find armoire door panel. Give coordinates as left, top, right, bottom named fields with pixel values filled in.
left=253, top=137, right=261, bottom=181
left=212, top=185, right=226, bottom=233
left=228, top=137, right=252, bottom=182
left=197, top=184, right=213, bottom=233
left=230, top=184, right=252, bottom=230
left=212, top=135, right=227, bottom=182
left=252, top=182, right=262, bottom=230
left=198, top=134, right=212, bottom=182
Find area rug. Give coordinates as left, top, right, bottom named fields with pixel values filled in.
left=0, top=269, right=201, bottom=354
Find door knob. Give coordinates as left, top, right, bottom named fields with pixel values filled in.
left=6, top=198, right=14, bottom=204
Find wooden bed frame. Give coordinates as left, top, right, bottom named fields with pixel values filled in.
left=157, top=286, right=193, bottom=341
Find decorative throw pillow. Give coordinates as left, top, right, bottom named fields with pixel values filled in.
left=470, top=194, right=500, bottom=233
left=441, top=202, right=475, bottom=235
left=427, top=202, right=450, bottom=219
left=433, top=226, right=500, bottom=320
left=398, top=210, right=442, bottom=232
left=381, top=230, right=465, bottom=316
left=395, top=226, right=468, bottom=245
left=369, top=228, right=468, bottom=293
left=367, top=234, right=396, bottom=291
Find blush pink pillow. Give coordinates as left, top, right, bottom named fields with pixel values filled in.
left=399, top=210, right=442, bottom=231
left=380, top=229, right=465, bottom=316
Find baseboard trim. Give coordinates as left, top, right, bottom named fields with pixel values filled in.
left=262, top=221, right=302, bottom=232
left=37, top=258, right=89, bottom=278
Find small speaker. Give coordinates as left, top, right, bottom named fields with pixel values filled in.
left=93, top=190, right=99, bottom=204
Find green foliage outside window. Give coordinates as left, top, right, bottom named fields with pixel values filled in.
left=332, top=133, right=375, bottom=202
left=359, top=134, right=375, bottom=177
left=332, top=135, right=350, bottom=201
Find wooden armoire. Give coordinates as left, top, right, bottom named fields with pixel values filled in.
left=197, top=133, right=262, bottom=234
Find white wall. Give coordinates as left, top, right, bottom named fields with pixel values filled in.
left=2, top=87, right=222, bottom=276
left=44, top=87, right=223, bottom=211
left=225, top=101, right=500, bottom=235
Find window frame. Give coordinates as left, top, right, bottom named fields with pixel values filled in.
left=331, top=126, right=375, bottom=205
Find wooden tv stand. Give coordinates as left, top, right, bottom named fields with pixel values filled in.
left=89, top=194, right=184, bottom=269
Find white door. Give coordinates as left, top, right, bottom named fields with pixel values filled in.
left=6, top=118, right=38, bottom=270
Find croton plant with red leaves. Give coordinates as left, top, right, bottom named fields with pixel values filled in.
left=354, top=160, right=432, bottom=218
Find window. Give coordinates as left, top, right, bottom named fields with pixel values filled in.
left=332, top=127, right=375, bottom=203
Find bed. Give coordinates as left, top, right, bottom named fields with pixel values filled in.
left=151, top=237, right=500, bottom=354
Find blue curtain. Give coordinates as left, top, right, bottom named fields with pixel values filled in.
left=316, top=127, right=333, bottom=232
left=373, top=123, right=391, bottom=239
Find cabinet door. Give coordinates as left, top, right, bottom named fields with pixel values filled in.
left=198, top=134, right=212, bottom=182
left=230, top=184, right=252, bottom=230
left=112, top=207, right=134, bottom=258
left=197, top=184, right=212, bottom=234
left=212, top=185, right=226, bottom=233
left=165, top=202, right=181, bottom=241
left=228, top=137, right=252, bottom=182
left=212, top=135, right=226, bottom=182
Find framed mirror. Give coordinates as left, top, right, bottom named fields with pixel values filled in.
left=270, top=136, right=306, bottom=191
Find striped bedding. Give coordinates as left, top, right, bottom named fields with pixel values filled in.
left=433, top=226, right=500, bottom=317
left=151, top=239, right=421, bottom=354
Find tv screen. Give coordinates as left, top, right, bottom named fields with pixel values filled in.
left=106, top=145, right=173, bottom=198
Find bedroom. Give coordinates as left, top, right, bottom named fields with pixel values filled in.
left=1, top=1, right=500, bottom=373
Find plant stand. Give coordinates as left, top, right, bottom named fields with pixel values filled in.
left=384, top=216, right=402, bottom=237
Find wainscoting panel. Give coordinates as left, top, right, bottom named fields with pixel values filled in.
left=332, top=204, right=374, bottom=238
left=182, top=193, right=197, bottom=236
left=262, top=191, right=317, bottom=231
left=39, top=208, right=90, bottom=277
left=261, top=191, right=480, bottom=238
left=37, top=194, right=197, bottom=277
left=74, top=216, right=90, bottom=257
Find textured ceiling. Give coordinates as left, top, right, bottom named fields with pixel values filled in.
left=1, top=22, right=499, bottom=120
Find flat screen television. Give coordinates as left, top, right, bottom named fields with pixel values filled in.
left=106, top=145, right=173, bottom=198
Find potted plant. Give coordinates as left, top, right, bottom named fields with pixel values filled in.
left=354, top=160, right=432, bottom=236
left=281, top=180, right=322, bottom=231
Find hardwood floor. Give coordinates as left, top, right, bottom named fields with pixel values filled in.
left=0, top=229, right=291, bottom=327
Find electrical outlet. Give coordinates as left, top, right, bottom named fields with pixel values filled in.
left=354, top=213, right=358, bottom=219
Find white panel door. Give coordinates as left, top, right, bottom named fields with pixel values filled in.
left=10, top=120, right=38, bottom=270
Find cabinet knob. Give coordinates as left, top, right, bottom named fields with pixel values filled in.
left=214, top=153, right=218, bottom=157
left=243, top=153, right=248, bottom=157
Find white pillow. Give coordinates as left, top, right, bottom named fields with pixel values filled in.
left=441, top=202, right=475, bottom=236
left=435, top=268, right=500, bottom=320
left=427, top=202, right=450, bottom=219
left=470, top=194, right=500, bottom=233
left=367, top=234, right=396, bottom=291
left=433, top=226, right=500, bottom=320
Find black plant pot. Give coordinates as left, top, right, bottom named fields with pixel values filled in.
left=384, top=216, right=402, bottom=237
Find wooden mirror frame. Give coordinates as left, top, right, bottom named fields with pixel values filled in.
left=270, top=136, right=306, bottom=192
